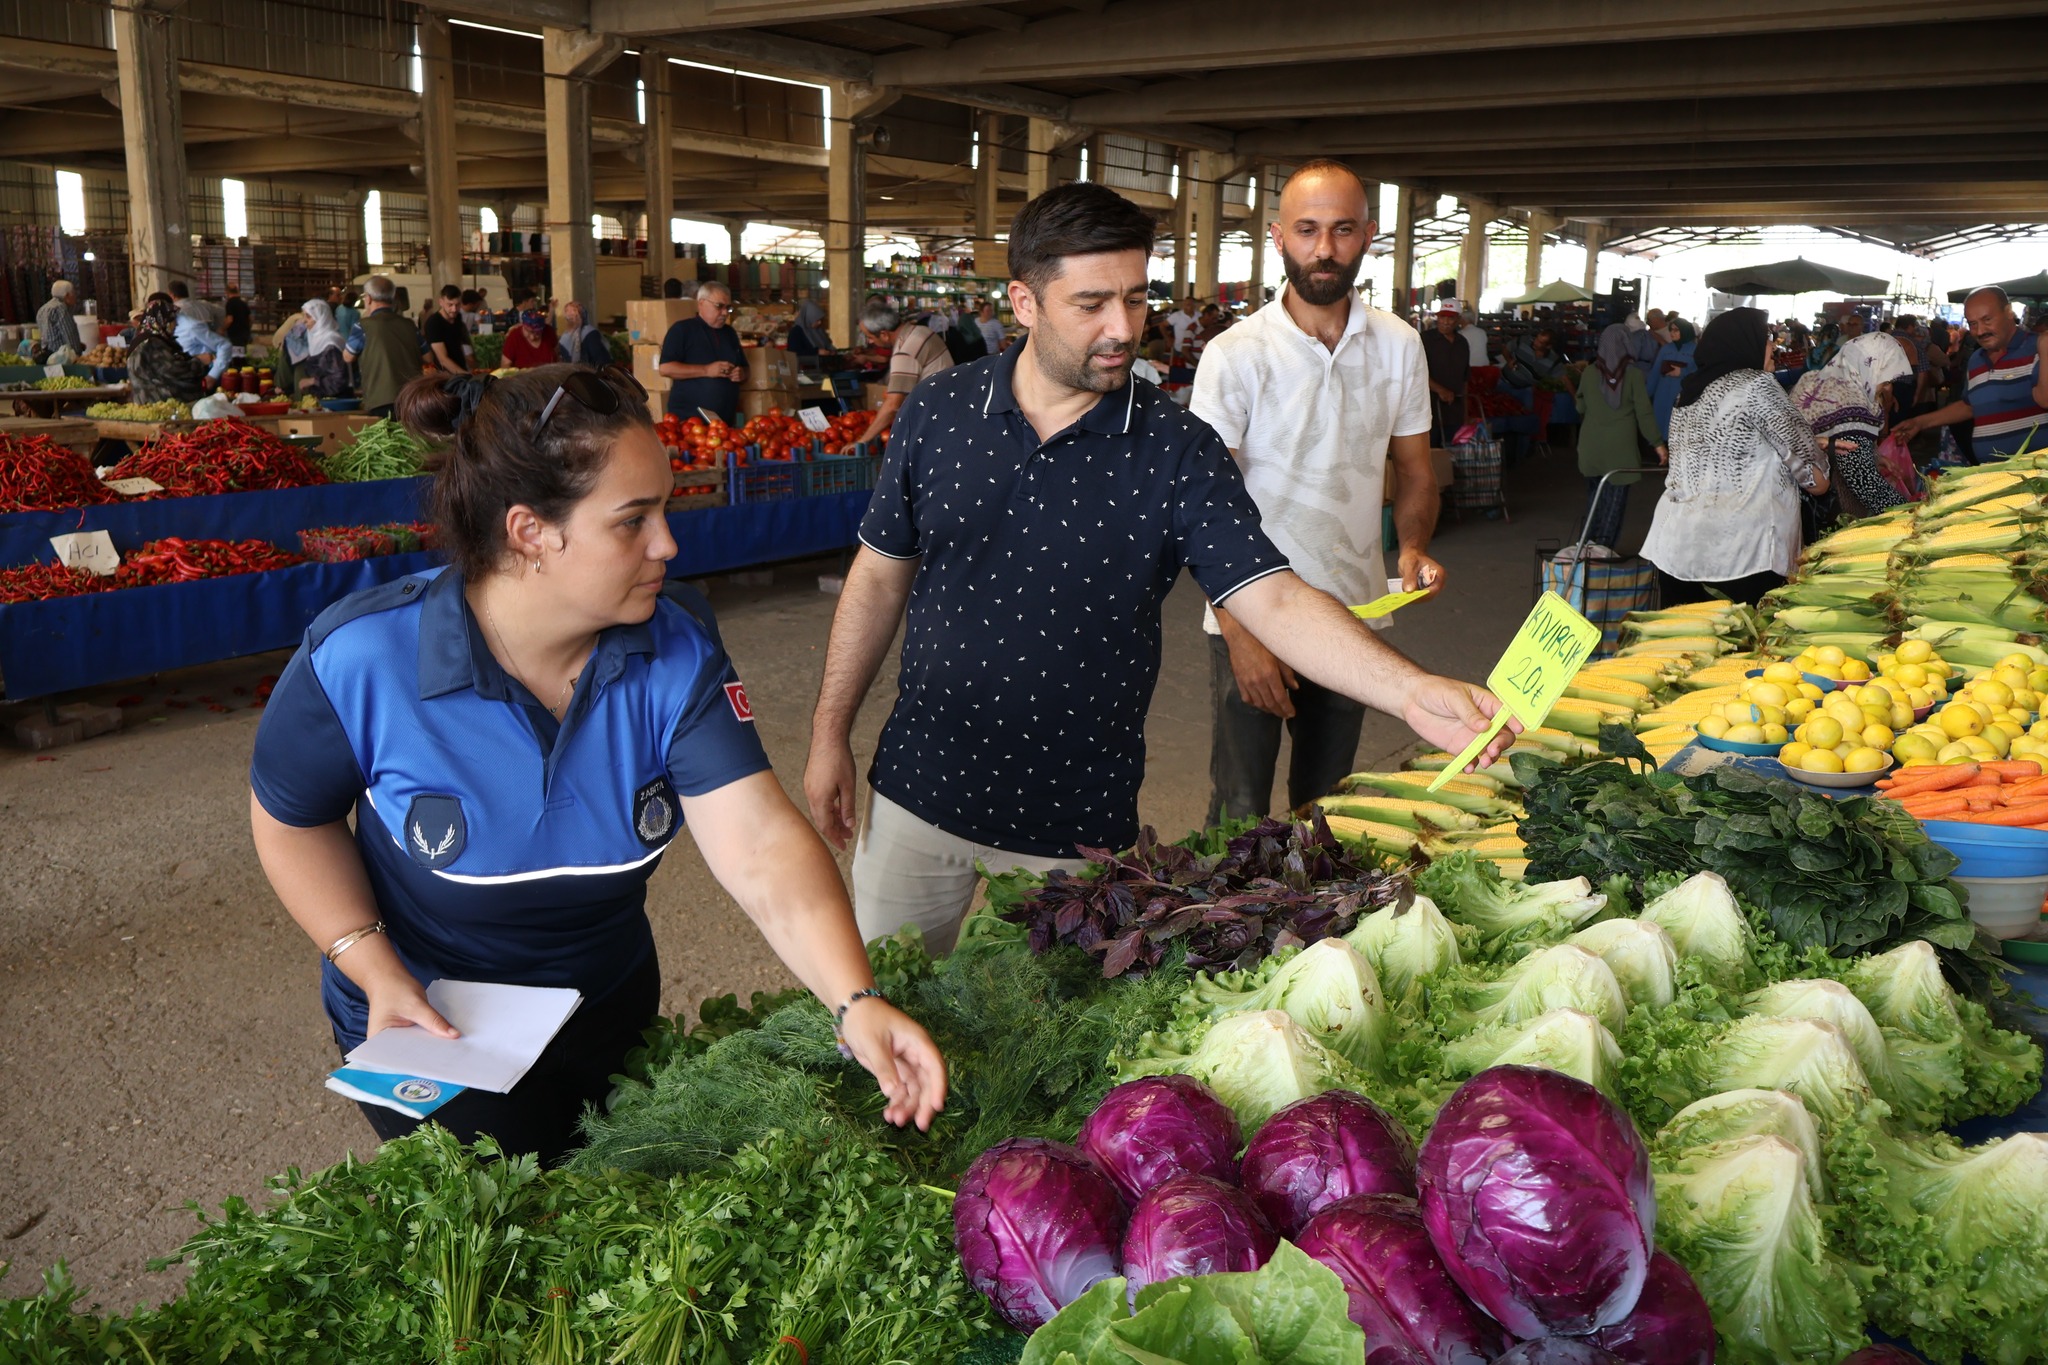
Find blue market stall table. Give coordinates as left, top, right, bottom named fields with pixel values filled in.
left=0, top=485, right=871, bottom=699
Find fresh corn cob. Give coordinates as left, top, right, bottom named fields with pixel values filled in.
left=1618, top=637, right=1729, bottom=658
left=1340, top=769, right=1503, bottom=797
left=1321, top=815, right=1418, bottom=857
left=1466, top=834, right=1528, bottom=857
left=1901, top=521, right=2031, bottom=557
left=1562, top=674, right=1654, bottom=707
left=1316, top=795, right=1481, bottom=832
left=1925, top=638, right=2048, bottom=670
left=1330, top=774, right=1515, bottom=819
left=1575, top=660, right=1678, bottom=689
left=1542, top=696, right=1641, bottom=737
left=1526, top=727, right=1601, bottom=758
left=1633, top=723, right=1699, bottom=749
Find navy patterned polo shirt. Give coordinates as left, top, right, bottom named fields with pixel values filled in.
left=858, top=344, right=1292, bottom=856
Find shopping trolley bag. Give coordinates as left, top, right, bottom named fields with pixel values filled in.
left=1448, top=420, right=1507, bottom=517
left=1542, top=549, right=1657, bottom=657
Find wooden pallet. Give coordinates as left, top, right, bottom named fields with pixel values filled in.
left=0, top=415, right=99, bottom=454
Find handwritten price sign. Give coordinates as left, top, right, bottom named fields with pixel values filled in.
left=1428, top=591, right=1601, bottom=792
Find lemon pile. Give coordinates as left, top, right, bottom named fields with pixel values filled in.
left=1887, top=649, right=2048, bottom=767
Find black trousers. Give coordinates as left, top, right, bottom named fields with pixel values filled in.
left=349, top=951, right=661, bottom=1166
left=1657, top=568, right=1785, bottom=610
left=1207, top=634, right=1368, bottom=822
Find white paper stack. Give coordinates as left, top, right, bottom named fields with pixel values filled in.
left=342, top=979, right=583, bottom=1094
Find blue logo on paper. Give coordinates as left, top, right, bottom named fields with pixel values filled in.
left=394, top=1078, right=442, bottom=1102
left=404, top=794, right=466, bottom=870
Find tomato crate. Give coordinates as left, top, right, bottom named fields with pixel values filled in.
left=726, top=446, right=804, bottom=504
left=800, top=447, right=881, bottom=497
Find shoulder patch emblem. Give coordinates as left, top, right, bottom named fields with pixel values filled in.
left=403, top=794, right=466, bottom=870
left=634, top=776, right=678, bottom=847
left=724, top=680, right=754, bottom=722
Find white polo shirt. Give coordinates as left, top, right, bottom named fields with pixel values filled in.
left=1190, top=285, right=1432, bottom=633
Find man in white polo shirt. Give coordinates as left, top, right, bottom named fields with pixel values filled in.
left=1192, top=158, right=1443, bottom=822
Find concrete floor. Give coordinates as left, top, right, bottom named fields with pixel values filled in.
left=0, top=441, right=1639, bottom=1309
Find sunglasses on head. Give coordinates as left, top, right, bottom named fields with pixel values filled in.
left=532, top=364, right=648, bottom=437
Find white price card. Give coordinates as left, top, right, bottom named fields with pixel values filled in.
left=698, top=407, right=723, bottom=425
left=797, top=406, right=832, bottom=433
left=50, top=530, right=120, bottom=576
left=43, top=363, right=65, bottom=379
left=104, top=477, right=164, bottom=496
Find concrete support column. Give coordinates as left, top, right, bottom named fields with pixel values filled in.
left=973, top=111, right=1002, bottom=277
left=1582, top=222, right=1607, bottom=294
left=542, top=26, right=624, bottom=311
left=1523, top=210, right=1553, bottom=292
left=828, top=84, right=897, bottom=346
left=727, top=222, right=746, bottom=296
left=640, top=49, right=675, bottom=292
left=112, top=0, right=189, bottom=299
left=1026, top=117, right=1058, bottom=200
left=1247, top=164, right=1275, bottom=312
left=418, top=13, right=463, bottom=293
left=1457, top=198, right=1493, bottom=307
left=344, top=190, right=368, bottom=279
left=1193, top=152, right=1225, bottom=304
left=1171, top=148, right=1195, bottom=299
left=1392, top=185, right=1416, bottom=322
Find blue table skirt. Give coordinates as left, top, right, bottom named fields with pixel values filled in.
left=0, top=490, right=869, bottom=699
left=0, top=479, right=433, bottom=568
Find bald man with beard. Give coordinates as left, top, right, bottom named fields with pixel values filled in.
left=1190, top=157, right=1443, bottom=822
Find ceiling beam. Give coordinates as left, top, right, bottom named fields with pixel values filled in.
left=1236, top=86, right=2048, bottom=158
left=654, top=30, right=871, bottom=83
left=874, top=0, right=2044, bottom=85
left=590, top=0, right=998, bottom=36
left=1064, top=20, right=2047, bottom=125
left=1354, top=136, right=2026, bottom=182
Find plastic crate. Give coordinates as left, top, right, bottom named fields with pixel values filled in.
left=726, top=445, right=803, bottom=504
left=801, top=445, right=880, bottom=497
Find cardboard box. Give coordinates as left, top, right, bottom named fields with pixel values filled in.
left=275, top=411, right=378, bottom=456
left=862, top=381, right=889, bottom=412
left=631, top=343, right=669, bottom=392
left=740, top=388, right=798, bottom=420
left=625, top=299, right=692, bottom=345
left=646, top=390, right=669, bottom=423
left=1383, top=450, right=1458, bottom=505
left=743, top=344, right=797, bottom=391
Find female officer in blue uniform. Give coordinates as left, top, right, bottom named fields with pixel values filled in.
left=250, top=363, right=945, bottom=1162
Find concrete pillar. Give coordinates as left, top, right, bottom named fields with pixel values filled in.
left=727, top=222, right=746, bottom=297
left=828, top=97, right=869, bottom=347
left=1026, top=117, right=1058, bottom=200
left=542, top=26, right=624, bottom=310
left=298, top=193, right=318, bottom=244
left=112, top=0, right=189, bottom=299
left=1523, top=210, right=1553, bottom=292
left=344, top=190, right=368, bottom=279
left=1582, top=222, right=1607, bottom=295
left=973, top=111, right=1003, bottom=277
left=418, top=14, right=463, bottom=293
left=1171, top=148, right=1195, bottom=299
left=1392, top=185, right=1417, bottom=322
left=1194, top=152, right=1226, bottom=304
left=1457, top=199, right=1493, bottom=307
left=640, top=50, right=675, bottom=292
left=1247, top=165, right=1273, bottom=312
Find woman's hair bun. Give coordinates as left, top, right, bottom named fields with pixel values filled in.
left=395, top=373, right=471, bottom=444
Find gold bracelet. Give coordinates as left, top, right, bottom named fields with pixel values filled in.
left=325, top=921, right=386, bottom=963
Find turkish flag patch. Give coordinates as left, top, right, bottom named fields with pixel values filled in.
left=724, top=680, right=754, bottom=722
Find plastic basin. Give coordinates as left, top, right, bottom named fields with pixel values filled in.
left=1924, top=819, right=2048, bottom=879
left=1953, top=873, right=2048, bottom=939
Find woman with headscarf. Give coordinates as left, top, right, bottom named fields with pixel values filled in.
left=1572, top=323, right=1666, bottom=550
left=1790, top=331, right=1914, bottom=517
left=1640, top=307, right=1830, bottom=607
left=126, top=293, right=209, bottom=406
left=555, top=301, right=612, bottom=368
left=1647, top=316, right=1697, bottom=438
left=279, top=298, right=351, bottom=397
left=501, top=304, right=558, bottom=369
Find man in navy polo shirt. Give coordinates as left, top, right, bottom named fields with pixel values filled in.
left=802, top=182, right=1516, bottom=954
left=1896, top=286, right=2048, bottom=461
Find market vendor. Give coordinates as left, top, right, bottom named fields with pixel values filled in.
left=169, top=279, right=233, bottom=382
left=804, top=183, right=1517, bottom=955
left=1419, top=299, right=1470, bottom=445
left=422, top=285, right=471, bottom=378
left=249, top=363, right=945, bottom=1164
left=555, top=301, right=612, bottom=369
left=852, top=301, right=954, bottom=447
left=501, top=306, right=558, bottom=369
left=657, top=281, right=747, bottom=425
left=36, top=279, right=83, bottom=358
left=276, top=299, right=351, bottom=397
left=125, top=294, right=208, bottom=406
left=1893, top=285, right=2048, bottom=462
left=344, top=274, right=422, bottom=419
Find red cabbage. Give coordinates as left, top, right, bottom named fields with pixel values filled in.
left=953, top=1138, right=1127, bottom=1332
left=1586, top=1250, right=1715, bottom=1365
left=1490, top=1342, right=1625, bottom=1364
left=1292, top=1193, right=1506, bottom=1365
left=1121, top=1173, right=1277, bottom=1304
left=1416, top=1065, right=1655, bottom=1338
left=1077, top=1076, right=1243, bottom=1205
left=1240, top=1090, right=1416, bottom=1236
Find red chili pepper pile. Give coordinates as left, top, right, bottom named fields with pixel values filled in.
left=0, top=435, right=119, bottom=513
left=0, top=562, right=108, bottom=603
left=116, top=537, right=304, bottom=586
left=104, top=422, right=329, bottom=499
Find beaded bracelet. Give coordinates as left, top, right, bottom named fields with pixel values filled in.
left=833, top=987, right=888, bottom=1059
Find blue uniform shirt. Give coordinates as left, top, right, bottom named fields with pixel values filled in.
left=858, top=345, right=1292, bottom=857
left=251, top=567, right=769, bottom=1049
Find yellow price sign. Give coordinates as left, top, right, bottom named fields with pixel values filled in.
left=1349, top=589, right=1432, bottom=621
left=1427, top=591, right=1602, bottom=791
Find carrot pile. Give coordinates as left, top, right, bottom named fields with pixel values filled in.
left=1875, top=760, right=2048, bottom=827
